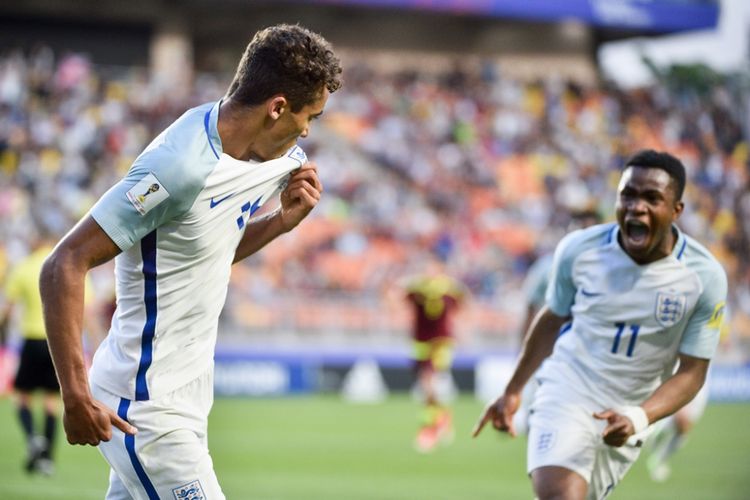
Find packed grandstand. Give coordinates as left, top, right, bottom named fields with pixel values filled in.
left=0, top=45, right=748, bottom=353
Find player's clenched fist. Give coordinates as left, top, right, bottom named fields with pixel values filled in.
left=472, top=391, right=521, bottom=438
left=593, top=409, right=635, bottom=447
left=279, top=162, right=323, bottom=231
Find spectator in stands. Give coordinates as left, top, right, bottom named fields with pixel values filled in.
left=0, top=42, right=747, bottom=346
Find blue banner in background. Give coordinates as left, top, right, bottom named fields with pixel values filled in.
left=214, top=357, right=317, bottom=396
left=214, top=347, right=750, bottom=402
left=708, top=363, right=750, bottom=402
left=313, top=0, right=719, bottom=33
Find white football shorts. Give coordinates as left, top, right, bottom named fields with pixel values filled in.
left=91, top=367, right=225, bottom=500
left=512, top=374, right=540, bottom=436
left=527, top=385, right=643, bottom=500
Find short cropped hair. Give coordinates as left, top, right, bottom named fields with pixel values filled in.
left=226, top=24, right=342, bottom=112
left=624, top=149, right=686, bottom=201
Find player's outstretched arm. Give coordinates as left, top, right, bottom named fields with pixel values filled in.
left=233, top=162, right=322, bottom=263
left=473, top=306, right=569, bottom=438
left=40, top=216, right=137, bottom=445
left=595, top=354, right=708, bottom=447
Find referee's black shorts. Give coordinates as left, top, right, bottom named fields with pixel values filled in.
left=14, top=339, right=60, bottom=392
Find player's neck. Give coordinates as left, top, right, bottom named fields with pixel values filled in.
left=218, top=99, right=268, bottom=162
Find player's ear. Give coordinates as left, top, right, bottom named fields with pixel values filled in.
left=268, top=96, right=288, bottom=120
left=673, top=200, right=684, bottom=219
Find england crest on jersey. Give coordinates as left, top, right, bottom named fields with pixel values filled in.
left=655, top=292, right=687, bottom=328
left=172, top=480, right=204, bottom=500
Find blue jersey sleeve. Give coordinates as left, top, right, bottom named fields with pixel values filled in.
left=679, top=257, right=728, bottom=359
left=90, top=145, right=204, bottom=251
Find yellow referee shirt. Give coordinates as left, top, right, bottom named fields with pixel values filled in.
left=4, top=246, right=93, bottom=341
left=4, top=246, right=53, bottom=340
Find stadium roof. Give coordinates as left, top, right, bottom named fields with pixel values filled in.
left=311, top=0, right=720, bottom=33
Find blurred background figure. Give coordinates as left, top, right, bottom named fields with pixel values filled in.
left=1, top=226, right=97, bottom=477
left=645, top=383, right=709, bottom=482
left=514, top=205, right=602, bottom=435
left=519, top=206, right=603, bottom=344
left=1, top=229, right=59, bottom=476
left=645, top=316, right=730, bottom=482
left=404, top=255, right=467, bottom=452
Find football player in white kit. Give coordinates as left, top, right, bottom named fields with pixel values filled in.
left=39, top=24, right=342, bottom=499
left=474, top=150, right=727, bottom=500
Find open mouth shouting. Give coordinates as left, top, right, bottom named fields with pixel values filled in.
left=623, top=219, right=651, bottom=251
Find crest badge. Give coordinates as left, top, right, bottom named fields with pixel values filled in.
left=655, top=292, right=687, bottom=328
left=172, top=480, right=204, bottom=500
left=535, top=429, right=556, bottom=453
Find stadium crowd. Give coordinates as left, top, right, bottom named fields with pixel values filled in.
left=0, top=46, right=748, bottom=350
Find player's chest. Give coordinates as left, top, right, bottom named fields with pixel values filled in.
left=166, top=168, right=286, bottom=255
left=571, top=255, right=700, bottom=329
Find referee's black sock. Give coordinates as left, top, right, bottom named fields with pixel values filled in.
left=42, top=413, right=57, bottom=459
left=17, top=406, right=33, bottom=440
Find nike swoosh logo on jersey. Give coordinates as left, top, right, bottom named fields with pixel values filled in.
left=580, top=289, right=602, bottom=297
left=210, top=193, right=234, bottom=208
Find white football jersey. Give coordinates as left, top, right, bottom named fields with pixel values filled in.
left=89, top=101, right=306, bottom=401
left=538, top=223, right=727, bottom=408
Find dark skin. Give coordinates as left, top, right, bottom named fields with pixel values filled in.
left=474, top=166, right=710, bottom=499
left=40, top=91, right=326, bottom=446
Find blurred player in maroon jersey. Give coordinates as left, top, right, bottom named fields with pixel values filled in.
left=404, top=256, right=467, bottom=452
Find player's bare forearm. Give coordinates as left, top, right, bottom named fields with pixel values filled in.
left=473, top=307, right=568, bottom=438
left=519, top=304, right=537, bottom=345
left=41, top=217, right=135, bottom=444
left=641, top=354, right=709, bottom=424
left=232, top=208, right=287, bottom=263
left=40, top=217, right=120, bottom=405
left=506, top=306, right=568, bottom=394
left=234, top=163, right=322, bottom=263
left=40, top=253, right=90, bottom=403
left=594, top=355, right=708, bottom=447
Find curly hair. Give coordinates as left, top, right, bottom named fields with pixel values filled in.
left=226, top=24, right=342, bottom=112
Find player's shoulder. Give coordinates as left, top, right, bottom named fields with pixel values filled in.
left=129, top=102, right=220, bottom=196
left=678, top=231, right=728, bottom=292
left=141, top=101, right=216, bottom=164
left=556, top=222, right=616, bottom=259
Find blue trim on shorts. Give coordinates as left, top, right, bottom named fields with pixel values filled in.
left=135, top=230, right=157, bottom=401
left=117, top=398, right=160, bottom=500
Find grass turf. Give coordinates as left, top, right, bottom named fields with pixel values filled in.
left=0, top=395, right=748, bottom=499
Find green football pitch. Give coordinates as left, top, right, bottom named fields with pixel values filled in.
left=0, top=395, right=748, bottom=499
